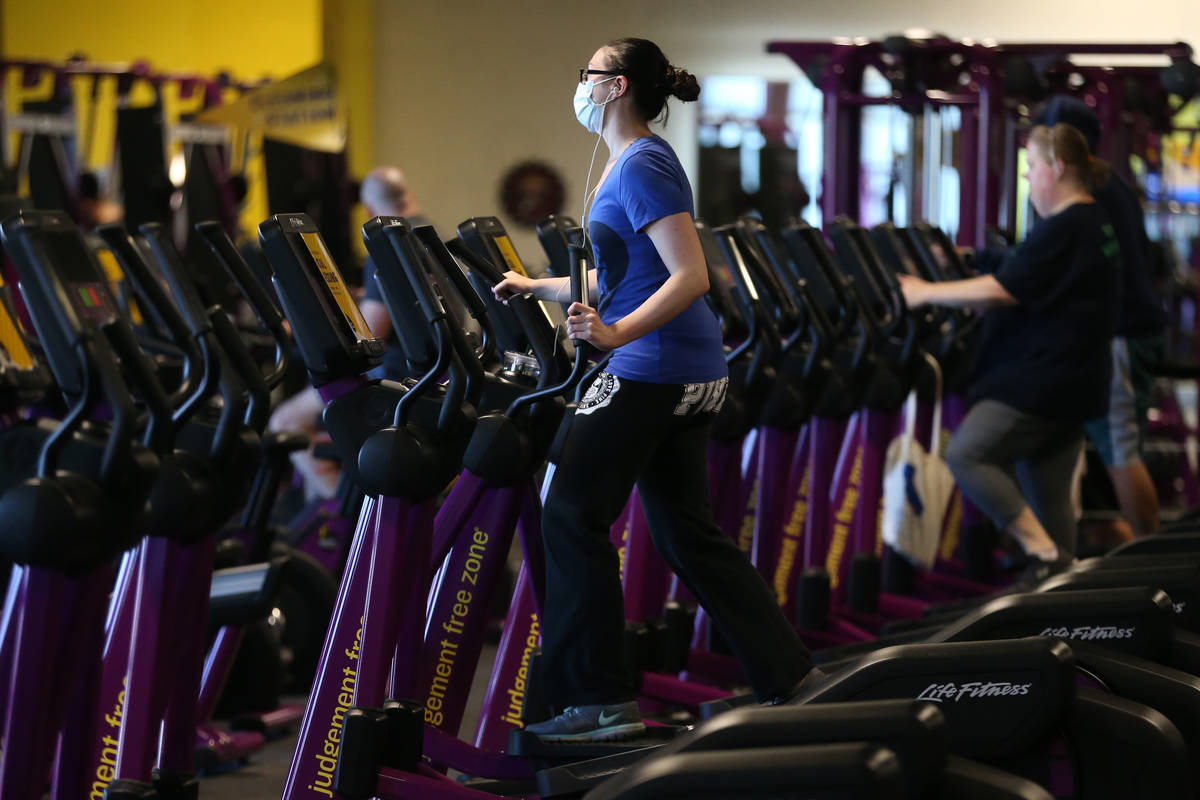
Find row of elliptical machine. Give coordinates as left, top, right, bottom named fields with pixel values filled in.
left=0, top=206, right=314, bottom=798
left=533, top=211, right=1200, bottom=798
left=258, top=212, right=992, bottom=799
left=258, top=210, right=1159, bottom=799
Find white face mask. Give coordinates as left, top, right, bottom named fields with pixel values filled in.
left=573, top=77, right=618, bottom=134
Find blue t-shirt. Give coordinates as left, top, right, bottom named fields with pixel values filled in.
left=587, top=135, right=726, bottom=384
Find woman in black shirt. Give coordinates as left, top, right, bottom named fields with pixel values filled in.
left=900, top=123, right=1121, bottom=586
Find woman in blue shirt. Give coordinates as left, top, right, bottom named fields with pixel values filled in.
left=495, top=38, right=814, bottom=741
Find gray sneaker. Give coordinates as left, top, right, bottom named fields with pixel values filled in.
left=524, top=701, right=645, bottom=742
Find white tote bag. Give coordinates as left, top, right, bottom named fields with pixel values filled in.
left=881, top=354, right=955, bottom=569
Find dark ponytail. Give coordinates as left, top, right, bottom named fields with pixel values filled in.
left=604, top=37, right=699, bottom=123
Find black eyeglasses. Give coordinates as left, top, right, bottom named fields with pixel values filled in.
left=579, top=68, right=620, bottom=84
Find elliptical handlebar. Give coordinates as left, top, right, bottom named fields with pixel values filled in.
left=96, top=224, right=219, bottom=435
left=413, top=225, right=489, bottom=321
left=445, top=237, right=565, bottom=389
left=505, top=243, right=592, bottom=418
left=193, top=221, right=292, bottom=390
left=382, top=224, right=473, bottom=433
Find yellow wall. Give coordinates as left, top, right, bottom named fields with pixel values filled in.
left=3, top=0, right=322, bottom=78
left=2, top=0, right=376, bottom=251
left=322, top=0, right=375, bottom=257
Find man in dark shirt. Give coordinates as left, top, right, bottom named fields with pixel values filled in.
left=358, top=166, right=432, bottom=379
left=1037, top=96, right=1164, bottom=538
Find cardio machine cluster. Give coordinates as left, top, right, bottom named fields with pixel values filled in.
left=1, top=203, right=1199, bottom=800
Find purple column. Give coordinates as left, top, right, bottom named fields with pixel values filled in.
left=1, top=568, right=71, bottom=796
left=708, top=439, right=746, bottom=540
left=80, top=549, right=137, bottom=790
left=0, top=568, right=23, bottom=725
left=623, top=497, right=670, bottom=622
left=114, top=537, right=183, bottom=780
left=853, top=409, right=899, bottom=555
left=282, top=495, right=379, bottom=800
left=473, top=564, right=540, bottom=752
left=827, top=415, right=863, bottom=603
left=803, top=417, right=846, bottom=569
left=420, top=482, right=520, bottom=737
left=750, top=427, right=801, bottom=581
left=50, top=566, right=113, bottom=799
left=770, top=424, right=810, bottom=614
left=159, top=535, right=218, bottom=770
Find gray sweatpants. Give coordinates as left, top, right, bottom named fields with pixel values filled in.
left=945, top=399, right=1084, bottom=556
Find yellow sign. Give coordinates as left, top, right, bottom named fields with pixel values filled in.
left=492, top=235, right=528, bottom=277
left=197, top=63, right=346, bottom=153
left=301, top=232, right=373, bottom=341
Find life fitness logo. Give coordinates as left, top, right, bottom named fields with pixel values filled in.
left=917, top=681, right=1032, bottom=703
left=1039, top=625, right=1136, bottom=641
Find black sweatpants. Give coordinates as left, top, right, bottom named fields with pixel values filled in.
left=539, top=372, right=813, bottom=708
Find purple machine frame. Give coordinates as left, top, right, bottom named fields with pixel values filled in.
left=765, top=37, right=1194, bottom=248
left=283, top=377, right=557, bottom=800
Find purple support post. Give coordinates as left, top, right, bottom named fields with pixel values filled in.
left=197, top=627, right=244, bottom=724
left=79, top=548, right=138, bottom=790
left=959, top=91, right=980, bottom=247
left=114, top=537, right=184, bottom=780
left=803, top=416, right=848, bottom=570
left=1, top=567, right=69, bottom=795
left=473, top=563, right=540, bottom=752
left=282, top=495, right=380, bottom=800
left=826, top=414, right=863, bottom=603
left=769, top=424, right=811, bottom=614
left=708, top=439, right=746, bottom=543
left=623, top=497, right=670, bottom=622
left=822, top=50, right=864, bottom=223
left=610, top=493, right=635, bottom=584
left=852, top=408, right=898, bottom=556
left=750, top=427, right=801, bottom=581
left=0, top=568, right=23, bottom=723
left=516, top=486, right=546, bottom=612
left=432, top=473, right=488, bottom=566
left=49, top=566, right=113, bottom=800
left=159, top=535, right=218, bottom=771
left=420, top=481, right=521, bottom=737
left=357, top=498, right=429, bottom=706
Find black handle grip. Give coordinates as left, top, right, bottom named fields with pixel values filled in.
left=412, top=226, right=489, bottom=320
left=96, top=225, right=193, bottom=347
left=384, top=225, right=445, bottom=324
left=566, top=244, right=592, bottom=358
left=139, top=223, right=211, bottom=336
left=210, top=309, right=271, bottom=432
left=445, top=238, right=506, bottom=286
left=194, top=221, right=286, bottom=331
left=102, top=318, right=173, bottom=455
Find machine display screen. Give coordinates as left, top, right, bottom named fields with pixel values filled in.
left=300, top=232, right=374, bottom=342
left=39, top=231, right=119, bottom=328
left=68, top=282, right=119, bottom=327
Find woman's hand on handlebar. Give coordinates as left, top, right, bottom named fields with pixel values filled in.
left=566, top=301, right=624, bottom=351
left=897, top=273, right=929, bottom=310
left=493, top=271, right=538, bottom=303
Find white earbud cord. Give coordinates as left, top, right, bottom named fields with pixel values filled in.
left=569, top=87, right=615, bottom=308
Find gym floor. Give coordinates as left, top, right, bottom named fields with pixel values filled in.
left=203, top=644, right=498, bottom=798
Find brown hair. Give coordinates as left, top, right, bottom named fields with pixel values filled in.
left=604, top=38, right=700, bottom=123
left=1028, top=123, right=1111, bottom=191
